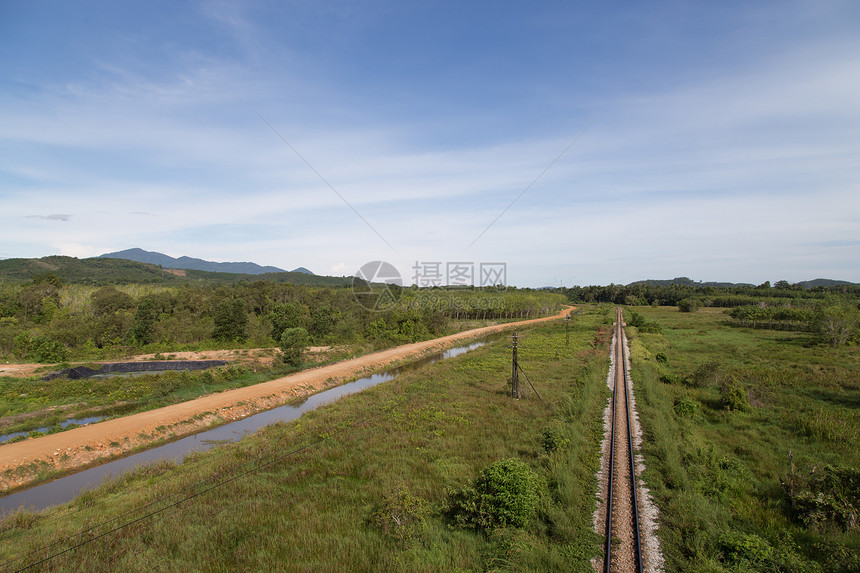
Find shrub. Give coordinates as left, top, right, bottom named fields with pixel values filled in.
left=689, top=361, right=723, bottom=388
left=720, top=378, right=750, bottom=412
left=368, top=486, right=429, bottom=543
left=541, top=427, right=570, bottom=454
left=626, top=310, right=663, bottom=333
left=449, top=458, right=543, bottom=530
left=655, top=352, right=668, bottom=365
left=719, top=530, right=774, bottom=567
left=673, top=395, right=699, bottom=419
left=12, top=332, right=69, bottom=363
left=782, top=465, right=859, bottom=531
left=813, top=303, right=859, bottom=347
left=678, top=298, right=700, bottom=313
left=659, top=373, right=682, bottom=385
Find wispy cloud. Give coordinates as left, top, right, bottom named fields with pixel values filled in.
left=1, top=2, right=858, bottom=284
left=26, top=214, right=71, bottom=222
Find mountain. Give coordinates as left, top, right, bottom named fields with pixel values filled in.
left=98, top=248, right=308, bottom=275
left=0, top=255, right=346, bottom=287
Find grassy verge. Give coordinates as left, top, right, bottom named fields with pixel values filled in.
left=626, top=306, right=859, bottom=573
left=1, top=308, right=609, bottom=571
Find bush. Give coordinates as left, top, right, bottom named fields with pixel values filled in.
left=814, top=303, right=859, bottom=347
left=659, top=373, right=682, bottom=385
left=720, top=378, right=750, bottom=412
left=689, top=361, right=723, bottom=388
left=368, top=486, right=428, bottom=543
left=719, top=530, right=774, bottom=567
left=673, top=395, right=700, bottom=419
left=782, top=465, right=859, bottom=531
left=541, top=427, right=570, bottom=454
left=449, top=458, right=543, bottom=530
left=678, top=298, right=700, bottom=313
left=12, top=332, right=69, bottom=363
left=626, top=310, right=663, bottom=333
left=655, top=352, right=668, bottom=365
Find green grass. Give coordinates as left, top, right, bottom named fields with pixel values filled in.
left=625, top=306, right=859, bottom=573
left=0, top=309, right=610, bottom=571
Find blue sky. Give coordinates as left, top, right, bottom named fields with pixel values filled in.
left=2, top=1, right=858, bottom=287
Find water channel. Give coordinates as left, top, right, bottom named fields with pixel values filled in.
left=0, top=340, right=488, bottom=514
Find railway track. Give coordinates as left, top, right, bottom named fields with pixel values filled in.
left=602, top=308, right=644, bottom=573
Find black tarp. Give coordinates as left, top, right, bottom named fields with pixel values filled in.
left=42, top=360, right=228, bottom=380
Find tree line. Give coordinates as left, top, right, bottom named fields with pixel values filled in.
left=559, top=281, right=859, bottom=347
left=0, top=274, right=565, bottom=363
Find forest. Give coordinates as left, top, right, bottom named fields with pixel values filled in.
left=0, top=272, right=566, bottom=363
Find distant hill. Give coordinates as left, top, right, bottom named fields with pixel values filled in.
left=627, top=277, right=857, bottom=289
left=795, top=278, right=859, bottom=288
left=628, top=277, right=755, bottom=288
left=99, top=248, right=307, bottom=275
left=0, top=256, right=182, bottom=284
left=0, top=255, right=348, bottom=287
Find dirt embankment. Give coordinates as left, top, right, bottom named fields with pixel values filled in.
left=0, top=308, right=573, bottom=492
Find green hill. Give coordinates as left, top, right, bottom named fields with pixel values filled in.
left=0, top=256, right=351, bottom=287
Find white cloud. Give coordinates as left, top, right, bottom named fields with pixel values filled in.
left=1, top=3, right=858, bottom=286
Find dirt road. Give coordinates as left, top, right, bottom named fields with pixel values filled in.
left=0, top=307, right=572, bottom=492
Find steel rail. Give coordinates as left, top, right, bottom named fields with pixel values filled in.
left=604, top=308, right=644, bottom=573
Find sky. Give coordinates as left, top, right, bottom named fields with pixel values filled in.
left=2, top=1, right=859, bottom=287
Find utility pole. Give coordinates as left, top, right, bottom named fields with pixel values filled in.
left=511, top=331, right=519, bottom=399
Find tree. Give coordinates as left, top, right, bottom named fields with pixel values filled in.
left=130, top=298, right=157, bottom=345
left=212, top=299, right=248, bottom=342
left=814, top=303, right=859, bottom=347
left=91, top=286, right=134, bottom=317
left=279, top=327, right=309, bottom=366
left=19, top=283, right=60, bottom=322
left=32, top=273, right=63, bottom=288
left=309, top=305, right=338, bottom=341
left=269, top=302, right=303, bottom=342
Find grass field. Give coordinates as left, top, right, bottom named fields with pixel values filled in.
left=0, top=308, right=612, bottom=572
left=626, top=306, right=859, bottom=573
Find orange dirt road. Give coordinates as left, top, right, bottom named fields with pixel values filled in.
left=0, top=307, right=573, bottom=492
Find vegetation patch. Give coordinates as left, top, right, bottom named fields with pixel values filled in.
left=0, top=311, right=609, bottom=571
left=448, top=458, right=543, bottom=530
left=782, top=464, right=859, bottom=532
left=368, top=486, right=430, bottom=543
left=626, top=306, right=859, bottom=572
